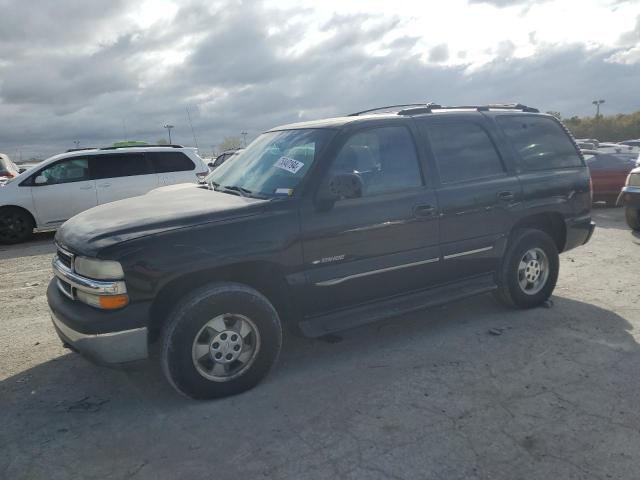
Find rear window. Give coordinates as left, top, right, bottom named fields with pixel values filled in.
left=423, top=122, right=505, bottom=184
left=149, top=152, right=195, bottom=173
left=497, top=116, right=582, bottom=171
left=91, top=153, right=150, bottom=179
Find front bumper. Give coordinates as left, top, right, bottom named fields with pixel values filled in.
left=618, top=186, right=640, bottom=208
left=47, top=279, right=149, bottom=365
left=52, top=312, right=148, bottom=365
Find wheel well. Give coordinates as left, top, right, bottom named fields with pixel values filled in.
left=510, top=212, right=566, bottom=252
left=0, top=205, right=36, bottom=227
left=147, top=261, right=294, bottom=342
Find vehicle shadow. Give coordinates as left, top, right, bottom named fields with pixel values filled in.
left=2, top=294, right=640, bottom=479
left=591, top=204, right=627, bottom=230
left=0, top=232, right=56, bottom=260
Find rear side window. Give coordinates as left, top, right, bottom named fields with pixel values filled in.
left=497, top=116, right=582, bottom=171
left=91, top=153, right=149, bottom=179
left=149, top=152, right=195, bottom=173
left=423, top=122, right=504, bottom=184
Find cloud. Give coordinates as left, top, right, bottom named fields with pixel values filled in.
left=0, top=0, right=638, bottom=159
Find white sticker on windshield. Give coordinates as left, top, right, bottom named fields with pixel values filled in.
left=274, top=156, right=304, bottom=174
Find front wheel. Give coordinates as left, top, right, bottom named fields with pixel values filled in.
left=0, top=207, right=34, bottom=244
left=494, top=229, right=559, bottom=309
left=625, top=206, right=640, bottom=231
left=161, top=282, right=283, bottom=400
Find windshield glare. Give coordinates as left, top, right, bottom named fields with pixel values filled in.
left=206, top=128, right=333, bottom=198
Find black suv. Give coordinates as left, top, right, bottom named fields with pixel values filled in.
left=48, top=103, right=595, bottom=399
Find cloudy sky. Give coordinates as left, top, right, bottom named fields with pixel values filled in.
left=0, top=0, right=639, bottom=159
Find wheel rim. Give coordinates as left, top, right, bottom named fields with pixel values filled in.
left=0, top=212, right=28, bottom=242
left=517, top=247, right=549, bottom=295
left=191, top=313, right=261, bottom=382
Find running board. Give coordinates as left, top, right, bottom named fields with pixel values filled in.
left=299, top=273, right=497, bottom=337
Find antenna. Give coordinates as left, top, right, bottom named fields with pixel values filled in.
left=186, top=106, right=199, bottom=149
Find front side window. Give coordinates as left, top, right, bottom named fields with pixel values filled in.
left=91, top=153, right=149, bottom=179
left=206, top=128, right=334, bottom=198
left=36, top=158, right=90, bottom=185
left=328, top=126, right=422, bottom=197
left=149, top=152, right=195, bottom=173
left=497, top=115, right=582, bottom=171
left=424, top=122, right=504, bottom=184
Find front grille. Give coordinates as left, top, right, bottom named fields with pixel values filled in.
left=57, top=248, right=73, bottom=270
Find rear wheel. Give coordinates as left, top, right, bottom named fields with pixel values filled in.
left=0, top=207, right=34, bottom=244
left=495, top=229, right=559, bottom=309
left=626, top=206, right=640, bottom=231
left=161, top=282, right=283, bottom=400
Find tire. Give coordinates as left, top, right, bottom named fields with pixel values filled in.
left=161, top=282, right=282, bottom=400
left=494, top=229, right=559, bottom=309
left=626, top=206, right=640, bottom=231
left=0, top=207, right=34, bottom=244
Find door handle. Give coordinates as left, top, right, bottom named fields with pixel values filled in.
left=413, top=204, right=437, bottom=217
left=79, top=185, right=93, bottom=190
left=497, top=191, right=514, bottom=201
left=98, top=183, right=111, bottom=188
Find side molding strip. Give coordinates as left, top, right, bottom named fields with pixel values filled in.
left=316, top=257, right=439, bottom=287
left=443, top=246, right=493, bottom=260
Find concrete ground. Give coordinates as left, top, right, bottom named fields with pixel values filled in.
left=1, top=207, right=638, bottom=480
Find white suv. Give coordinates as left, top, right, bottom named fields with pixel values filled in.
left=0, top=145, right=209, bottom=243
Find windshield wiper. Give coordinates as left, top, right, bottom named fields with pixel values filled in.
left=214, top=184, right=268, bottom=199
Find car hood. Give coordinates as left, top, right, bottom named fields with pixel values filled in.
left=56, top=183, right=268, bottom=256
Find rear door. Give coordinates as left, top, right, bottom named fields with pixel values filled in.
left=148, top=151, right=198, bottom=186
left=30, top=157, right=97, bottom=226
left=416, top=116, right=521, bottom=281
left=91, top=153, right=159, bottom=205
left=300, top=123, right=441, bottom=316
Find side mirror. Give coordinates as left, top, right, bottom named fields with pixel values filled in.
left=316, top=173, right=363, bottom=209
left=208, top=162, right=215, bottom=169
left=34, top=175, right=47, bottom=185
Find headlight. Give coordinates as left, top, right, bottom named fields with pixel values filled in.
left=628, top=173, right=640, bottom=187
left=74, top=256, right=124, bottom=280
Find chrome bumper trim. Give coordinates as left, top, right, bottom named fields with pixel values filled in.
left=52, top=257, right=127, bottom=296
left=316, top=257, right=440, bottom=287
left=51, top=313, right=148, bottom=364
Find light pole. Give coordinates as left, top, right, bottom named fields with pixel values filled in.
left=592, top=99, right=605, bottom=117
left=241, top=131, right=248, bottom=147
left=163, top=124, right=174, bottom=144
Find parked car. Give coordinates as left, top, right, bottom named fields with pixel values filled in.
left=620, top=139, right=640, bottom=148
left=207, top=148, right=243, bottom=170
left=0, top=153, right=19, bottom=179
left=619, top=166, right=640, bottom=231
left=48, top=103, right=594, bottom=399
left=0, top=145, right=209, bottom=243
left=582, top=150, right=637, bottom=206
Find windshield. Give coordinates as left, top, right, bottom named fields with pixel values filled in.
left=205, top=128, right=334, bottom=198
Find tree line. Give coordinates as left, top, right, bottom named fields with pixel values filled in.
left=547, top=110, right=640, bottom=142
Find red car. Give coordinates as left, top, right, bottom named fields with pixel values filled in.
left=583, top=150, right=638, bottom=206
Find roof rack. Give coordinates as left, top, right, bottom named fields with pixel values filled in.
left=397, top=103, right=539, bottom=115
left=348, top=103, right=440, bottom=116
left=99, top=144, right=185, bottom=150
left=66, top=147, right=98, bottom=152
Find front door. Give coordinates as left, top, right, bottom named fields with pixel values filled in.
left=300, top=124, right=441, bottom=316
left=416, top=117, right=522, bottom=281
left=30, top=157, right=97, bottom=227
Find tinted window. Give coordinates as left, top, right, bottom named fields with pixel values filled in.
left=497, top=116, right=582, bottom=170
left=586, top=153, right=634, bottom=170
left=329, top=126, right=422, bottom=197
left=213, top=152, right=233, bottom=168
left=424, top=122, right=504, bottom=184
left=36, top=158, right=90, bottom=185
left=91, top=153, right=149, bottom=179
left=149, top=152, right=194, bottom=173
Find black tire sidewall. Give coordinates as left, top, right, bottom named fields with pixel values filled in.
left=501, top=229, right=559, bottom=309
left=625, top=206, right=640, bottom=231
left=0, top=208, right=34, bottom=244
left=161, top=283, right=282, bottom=400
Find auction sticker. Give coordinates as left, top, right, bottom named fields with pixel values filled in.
left=274, top=156, right=304, bottom=174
